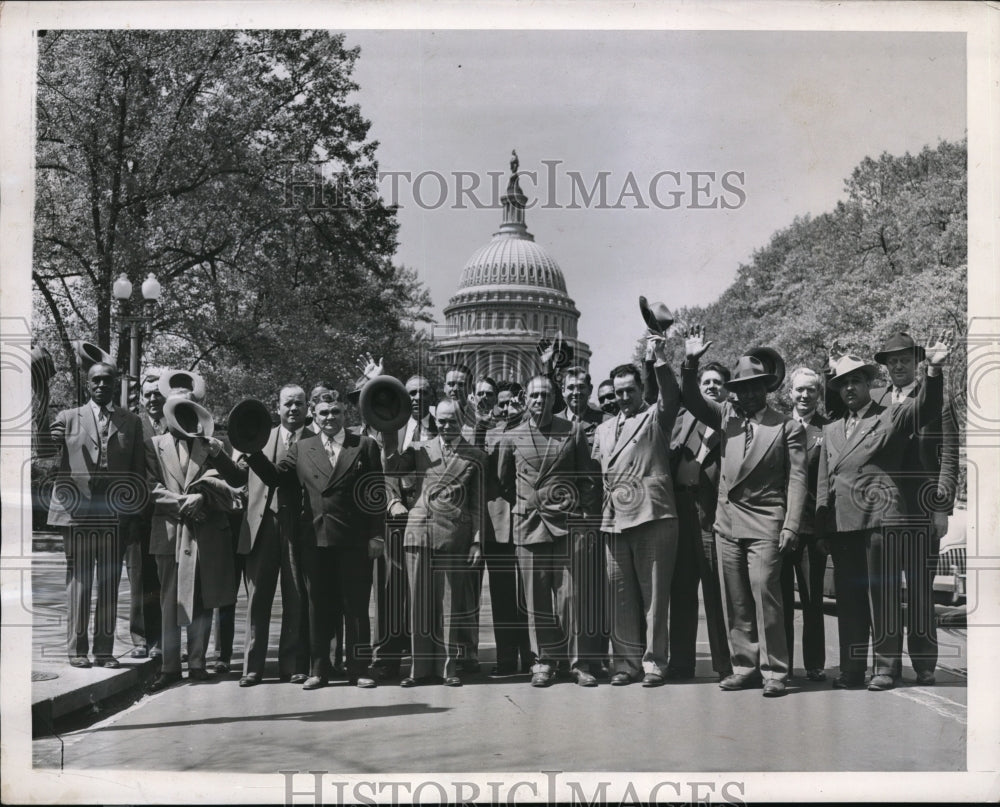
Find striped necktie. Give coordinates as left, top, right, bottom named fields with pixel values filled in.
left=743, top=416, right=754, bottom=456
left=97, top=407, right=111, bottom=469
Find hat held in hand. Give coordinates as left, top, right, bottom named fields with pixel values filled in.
left=639, top=296, right=674, bottom=335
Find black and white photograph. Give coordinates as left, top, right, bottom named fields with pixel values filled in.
left=1, top=1, right=998, bottom=803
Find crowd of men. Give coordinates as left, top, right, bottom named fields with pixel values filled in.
left=39, top=321, right=959, bottom=697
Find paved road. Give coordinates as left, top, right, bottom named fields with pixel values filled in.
left=31, top=553, right=968, bottom=773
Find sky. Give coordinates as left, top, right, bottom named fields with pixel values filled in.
left=344, top=30, right=965, bottom=384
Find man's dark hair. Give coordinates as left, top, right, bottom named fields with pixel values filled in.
left=310, top=382, right=335, bottom=401
left=497, top=379, right=523, bottom=396
left=698, top=361, right=731, bottom=383
left=563, top=365, right=592, bottom=387
left=316, top=391, right=341, bottom=405
left=474, top=375, right=498, bottom=394
left=609, top=363, right=642, bottom=386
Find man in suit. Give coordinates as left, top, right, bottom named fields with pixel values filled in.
left=817, top=336, right=950, bottom=691
left=380, top=398, right=485, bottom=686
left=681, top=328, right=808, bottom=697
left=146, top=391, right=244, bottom=691
left=235, top=384, right=313, bottom=686
left=42, top=361, right=146, bottom=668
left=873, top=331, right=959, bottom=686
left=248, top=391, right=384, bottom=690
left=496, top=375, right=600, bottom=687
left=779, top=367, right=830, bottom=682
left=667, top=360, right=733, bottom=682
left=495, top=380, right=525, bottom=426
left=597, top=380, right=619, bottom=418
left=592, top=337, right=681, bottom=687
left=370, top=374, right=437, bottom=681
left=124, top=370, right=167, bottom=659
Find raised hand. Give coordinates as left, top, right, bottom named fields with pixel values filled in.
left=357, top=352, right=384, bottom=380
left=647, top=333, right=668, bottom=363
left=682, top=324, right=712, bottom=362
left=925, top=328, right=954, bottom=366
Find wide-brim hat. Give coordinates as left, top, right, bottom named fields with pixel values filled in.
left=163, top=396, right=214, bottom=440
left=828, top=355, right=879, bottom=389
left=874, top=331, right=926, bottom=364
left=746, top=346, right=785, bottom=393
left=158, top=369, right=206, bottom=402
left=639, top=296, right=674, bottom=335
left=724, top=355, right=777, bottom=390
left=358, top=375, right=411, bottom=432
left=227, top=399, right=273, bottom=453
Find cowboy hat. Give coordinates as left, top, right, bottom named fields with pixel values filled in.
left=163, top=396, right=214, bottom=440
left=746, top=346, right=786, bottom=392
left=158, top=369, right=207, bottom=402
left=724, top=355, right=777, bottom=390
left=874, top=331, right=926, bottom=364
left=226, top=399, right=273, bottom=453
left=827, top=355, right=878, bottom=389
left=639, top=296, right=674, bottom=335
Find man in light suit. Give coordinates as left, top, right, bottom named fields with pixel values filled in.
left=668, top=360, right=733, bottom=682
left=371, top=374, right=437, bottom=681
left=42, top=361, right=146, bottom=669
left=236, top=384, right=313, bottom=686
left=592, top=335, right=681, bottom=687
left=681, top=328, right=808, bottom=697
left=381, top=398, right=485, bottom=686
left=248, top=391, right=385, bottom=690
left=873, top=331, right=959, bottom=685
left=146, top=392, right=244, bottom=691
left=817, top=334, right=949, bottom=691
left=496, top=375, right=600, bottom=687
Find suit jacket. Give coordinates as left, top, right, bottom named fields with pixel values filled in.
left=238, top=425, right=314, bottom=554
left=794, top=411, right=830, bottom=536
left=248, top=430, right=385, bottom=549
left=681, top=363, right=808, bottom=541
left=44, top=403, right=146, bottom=535
left=670, top=409, right=723, bottom=532
left=592, top=361, right=681, bottom=532
left=496, top=415, right=599, bottom=545
left=816, top=370, right=944, bottom=535
left=146, top=434, right=244, bottom=622
left=386, top=413, right=438, bottom=511
left=383, top=437, right=485, bottom=552
left=567, top=406, right=606, bottom=444
left=872, top=381, right=959, bottom=517
left=482, top=422, right=516, bottom=544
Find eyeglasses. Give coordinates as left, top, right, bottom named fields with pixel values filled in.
left=598, top=394, right=615, bottom=403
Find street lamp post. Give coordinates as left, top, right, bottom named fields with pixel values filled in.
left=113, top=272, right=162, bottom=409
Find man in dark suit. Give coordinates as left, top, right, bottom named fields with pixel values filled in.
left=668, top=360, right=733, bottom=682
left=381, top=398, right=485, bottom=686
left=592, top=336, right=681, bottom=687
left=873, top=331, right=960, bottom=685
left=235, top=384, right=313, bottom=686
left=496, top=375, right=600, bottom=687
left=248, top=391, right=384, bottom=690
left=779, top=367, right=830, bottom=682
left=816, top=335, right=950, bottom=691
left=682, top=328, right=808, bottom=698
left=370, top=374, right=437, bottom=681
left=42, top=361, right=146, bottom=669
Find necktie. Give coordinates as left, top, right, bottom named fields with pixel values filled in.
left=324, top=437, right=338, bottom=469
left=177, top=438, right=190, bottom=476
left=845, top=413, right=858, bottom=439
left=285, top=429, right=297, bottom=451
left=743, top=417, right=754, bottom=456
left=615, top=417, right=624, bottom=442
left=893, top=386, right=903, bottom=404
left=412, top=420, right=421, bottom=443
left=97, top=407, right=110, bottom=469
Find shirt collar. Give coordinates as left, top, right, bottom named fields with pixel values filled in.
left=90, top=399, right=114, bottom=417
left=322, top=428, right=345, bottom=447
left=848, top=400, right=875, bottom=420
left=792, top=408, right=816, bottom=425
left=893, top=381, right=918, bottom=400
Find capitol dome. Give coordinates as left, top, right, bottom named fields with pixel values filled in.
left=434, top=151, right=590, bottom=382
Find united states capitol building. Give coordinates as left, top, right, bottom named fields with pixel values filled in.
left=432, top=152, right=591, bottom=380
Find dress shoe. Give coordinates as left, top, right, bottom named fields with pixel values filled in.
left=369, top=664, right=399, bottom=682
left=239, top=672, right=261, bottom=687
left=571, top=668, right=598, bottom=687
left=94, top=656, right=121, bottom=669
left=915, top=671, right=936, bottom=686
left=149, top=672, right=182, bottom=692
left=719, top=673, right=762, bottom=691
left=530, top=669, right=554, bottom=687
left=665, top=667, right=694, bottom=681
left=149, top=648, right=163, bottom=659
left=443, top=676, right=463, bottom=687
left=832, top=673, right=865, bottom=689
left=642, top=672, right=666, bottom=688
left=806, top=668, right=827, bottom=682
left=130, top=647, right=149, bottom=659
left=290, top=673, right=309, bottom=685
left=188, top=667, right=210, bottom=681
left=354, top=677, right=377, bottom=689
left=401, top=675, right=440, bottom=687
left=457, top=660, right=481, bottom=675
left=302, top=676, right=327, bottom=690
left=400, top=676, right=418, bottom=688
left=213, top=660, right=230, bottom=675
left=867, top=673, right=895, bottom=691
left=762, top=680, right=787, bottom=697
left=610, top=672, right=633, bottom=686
left=69, top=656, right=92, bottom=668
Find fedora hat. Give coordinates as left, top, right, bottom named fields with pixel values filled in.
left=72, top=340, right=115, bottom=372
left=158, top=369, right=206, bottom=402
left=828, top=355, right=878, bottom=389
left=358, top=375, right=411, bottom=432
left=227, top=399, right=273, bottom=453
left=746, top=346, right=785, bottom=392
left=874, top=331, right=926, bottom=364
left=724, top=355, right=777, bottom=390
left=639, top=296, right=674, bottom=335
left=163, top=396, right=214, bottom=440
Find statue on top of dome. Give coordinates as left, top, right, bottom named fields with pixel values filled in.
left=510, top=149, right=519, bottom=176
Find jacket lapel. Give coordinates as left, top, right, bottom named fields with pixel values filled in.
left=832, top=404, right=883, bottom=472
left=609, top=409, right=647, bottom=463
left=107, top=406, right=126, bottom=439
left=326, top=432, right=361, bottom=491
left=731, top=408, right=782, bottom=488
left=184, top=437, right=208, bottom=488
left=158, top=435, right=186, bottom=489
left=536, top=420, right=571, bottom=479
left=79, top=406, right=99, bottom=451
